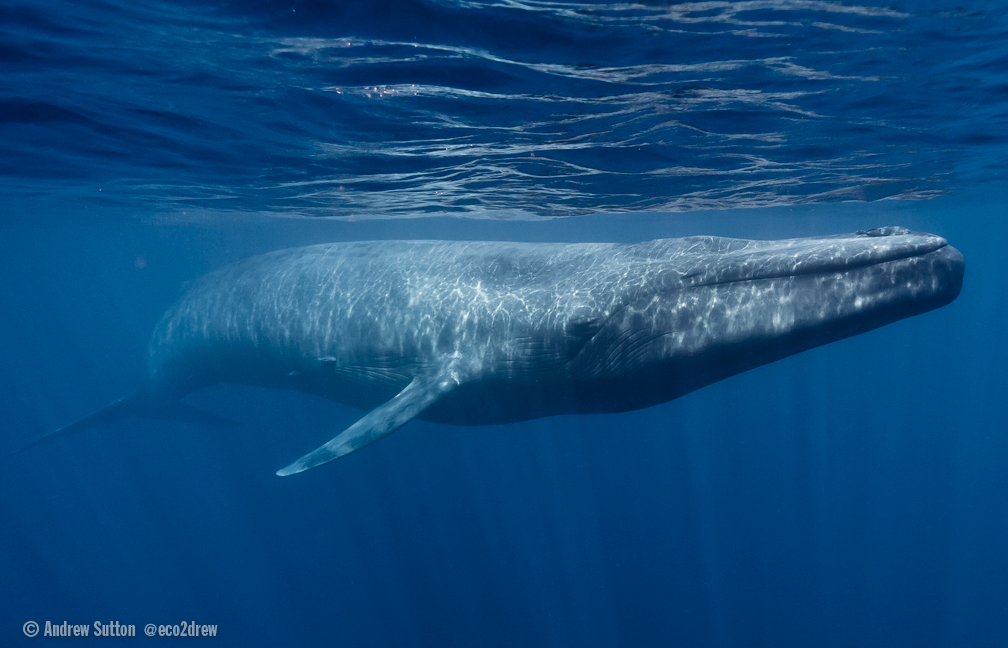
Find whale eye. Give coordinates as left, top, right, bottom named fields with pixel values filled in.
left=565, top=315, right=602, bottom=340
left=564, top=314, right=603, bottom=359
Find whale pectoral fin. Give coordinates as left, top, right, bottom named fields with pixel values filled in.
left=275, top=370, right=460, bottom=477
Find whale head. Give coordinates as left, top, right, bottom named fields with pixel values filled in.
left=568, top=227, right=964, bottom=409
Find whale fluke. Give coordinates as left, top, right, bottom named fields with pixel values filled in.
left=17, top=393, right=237, bottom=454
left=17, top=393, right=144, bottom=454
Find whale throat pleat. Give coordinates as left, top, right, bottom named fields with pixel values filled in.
left=275, top=366, right=462, bottom=476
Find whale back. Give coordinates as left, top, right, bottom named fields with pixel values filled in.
left=146, top=240, right=635, bottom=398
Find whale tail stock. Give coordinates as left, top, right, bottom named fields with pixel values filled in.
left=20, top=364, right=463, bottom=476
left=16, top=392, right=237, bottom=455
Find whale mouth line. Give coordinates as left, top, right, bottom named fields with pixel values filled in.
left=574, top=236, right=963, bottom=395
left=695, top=237, right=949, bottom=290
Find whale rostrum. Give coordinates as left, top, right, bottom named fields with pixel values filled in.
left=24, top=227, right=964, bottom=476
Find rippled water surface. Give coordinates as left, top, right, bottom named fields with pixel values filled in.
left=4, top=0, right=1007, bottom=217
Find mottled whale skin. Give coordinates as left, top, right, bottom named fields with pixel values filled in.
left=32, top=227, right=963, bottom=476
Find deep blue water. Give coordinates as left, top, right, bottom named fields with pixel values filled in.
left=2, top=1, right=1007, bottom=646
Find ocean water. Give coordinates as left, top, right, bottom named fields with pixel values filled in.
left=1, top=1, right=1007, bottom=646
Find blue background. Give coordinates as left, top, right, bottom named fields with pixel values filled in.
left=2, top=1, right=1007, bottom=646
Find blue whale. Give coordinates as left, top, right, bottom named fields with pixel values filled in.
left=28, top=226, right=963, bottom=476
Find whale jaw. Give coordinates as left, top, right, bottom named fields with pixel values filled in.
left=567, top=229, right=964, bottom=411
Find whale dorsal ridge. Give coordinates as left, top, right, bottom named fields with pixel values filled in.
left=275, top=362, right=464, bottom=476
